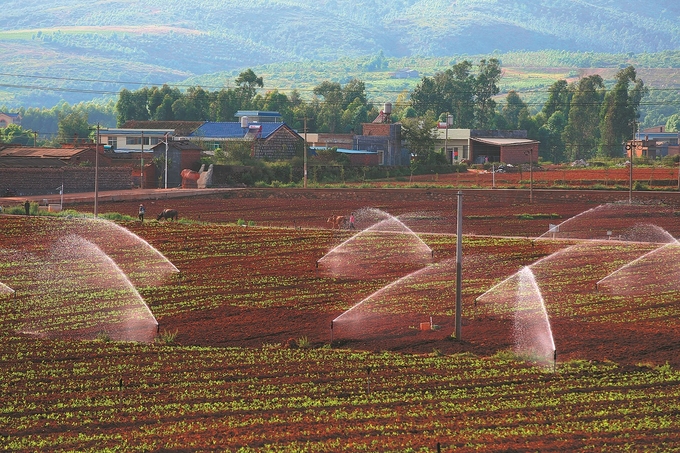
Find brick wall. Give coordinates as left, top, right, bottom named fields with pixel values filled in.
left=501, top=144, right=538, bottom=166
left=0, top=167, right=133, bottom=196
left=254, top=127, right=302, bottom=160
left=362, top=124, right=391, bottom=136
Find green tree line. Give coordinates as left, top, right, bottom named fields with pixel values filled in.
left=115, top=69, right=377, bottom=134
left=2, top=63, right=672, bottom=165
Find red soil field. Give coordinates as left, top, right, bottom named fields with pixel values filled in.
left=75, top=188, right=680, bottom=367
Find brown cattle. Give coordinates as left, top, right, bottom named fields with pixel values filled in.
left=157, top=209, right=178, bottom=221
left=327, top=215, right=345, bottom=230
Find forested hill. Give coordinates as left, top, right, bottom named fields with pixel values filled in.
left=1, top=0, right=679, bottom=108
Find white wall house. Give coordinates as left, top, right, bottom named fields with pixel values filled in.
left=97, top=128, right=175, bottom=153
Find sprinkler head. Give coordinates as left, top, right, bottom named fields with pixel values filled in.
left=330, top=320, right=334, bottom=330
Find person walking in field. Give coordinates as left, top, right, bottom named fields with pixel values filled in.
left=349, top=212, right=356, bottom=230
left=138, top=204, right=146, bottom=222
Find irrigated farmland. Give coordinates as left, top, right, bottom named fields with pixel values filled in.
left=2, top=188, right=680, bottom=451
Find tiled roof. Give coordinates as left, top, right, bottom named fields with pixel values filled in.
left=0, top=147, right=91, bottom=158
left=0, top=157, right=67, bottom=168
left=471, top=138, right=539, bottom=146
left=121, top=121, right=203, bottom=136
left=189, top=122, right=286, bottom=139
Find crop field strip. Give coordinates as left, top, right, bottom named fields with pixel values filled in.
left=2, top=339, right=680, bottom=451
left=3, top=200, right=680, bottom=451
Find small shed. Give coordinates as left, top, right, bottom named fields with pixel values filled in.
left=470, top=138, right=540, bottom=165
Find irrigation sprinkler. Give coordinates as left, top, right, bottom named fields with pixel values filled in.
left=553, top=349, right=557, bottom=373
left=330, top=320, right=334, bottom=346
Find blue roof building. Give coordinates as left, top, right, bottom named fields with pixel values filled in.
left=188, top=120, right=303, bottom=161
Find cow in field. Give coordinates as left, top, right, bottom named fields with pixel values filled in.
left=327, top=215, right=345, bottom=230
left=157, top=209, right=178, bottom=221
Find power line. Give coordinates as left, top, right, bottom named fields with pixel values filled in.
left=0, top=72, right=679, bottom=97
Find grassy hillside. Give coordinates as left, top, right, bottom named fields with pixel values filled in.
left=1, top=0, right=679, bottom=125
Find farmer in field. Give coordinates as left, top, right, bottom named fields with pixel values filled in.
left=138, top=204, right=146, bottom=222
left=349, top=212, right=356, bottom=230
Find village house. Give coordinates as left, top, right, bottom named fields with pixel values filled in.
left=627, top=126, right=680, bottom=159
left=354, top=104, right=406, bottom=166
left=0, top=112, right=21, bottom=128
left=184, top=112, right=304, bottom=161
left=0, top=144, right=132, bottom=196
left=434, top=125, right=539, bottom=166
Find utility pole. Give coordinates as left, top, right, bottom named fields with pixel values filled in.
left=163, top=133, right=169, bottom=189
left=629, top=121, right=635, bottom=204
left=303, top=117, right=308, bottom=188
left=33, top=131, right=38, bottom=147
left=455, top=190, right=463, bottom=340
left=94, top=123, right=100, bottom=217
left=444, top=114, right=450, bottom=163
left=140, top=131, right=144, bottom=190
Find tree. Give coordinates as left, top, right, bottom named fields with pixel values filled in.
left=262, top=89, right=293, bottom=123
left=342, top=79, right=368, bottom=109
left=150, top=85, right=181, bottom=120
left=212, top=89, right=239, bottom=122
left=562, top=75, right=605, bottom=161
left=155, top=95, right=175, bottom=121
left=542, top=79, right=570, bottom=121
left=666, top=113, right=680, bottom=132
left=57, top=111, right=90, bottom=144
left=313, top=81, right=343, bottom=133
left=401, top=116, right=437, bottom=163
left=473, top=59, right=502, bottom=129
left=235, top=69, right=264, bottom=110
left=410, top=61, right=474, bottom=128
left=115, top=88, right=149, bottom=126
left=501, top=90, right=528, bottom=130
left=598, top=66, right=647, bottom=157
left=538, top=111, right=568, bottom=163
left=0, top=123, right=33, bottom=146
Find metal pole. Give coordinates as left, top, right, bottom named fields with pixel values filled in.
left=94, top=124, right=99, bottom=217
left=529, top=148, right=534, bottom=203
left=455, top=190, right=463, bottom=339
left=629, top=123, right=635, bottom=204
left=164, top=133, right=169, bottom=189
left=629, top=147, right=633, bottom=204
left=303, top=117, right=308, bottom=188
left=444, top=114, right=449, bottom=163
left=140, top=131, right=144, bottom=190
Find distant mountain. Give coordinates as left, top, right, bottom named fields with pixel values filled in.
left=0, top=0, right=679, bottom=107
